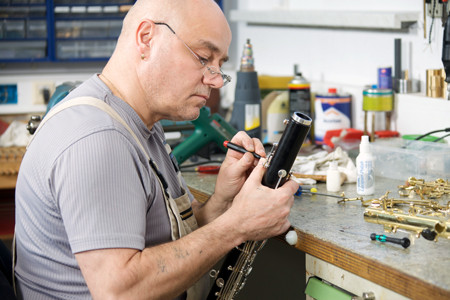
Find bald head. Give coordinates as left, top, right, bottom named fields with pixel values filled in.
left=121, top=0, right=229, bottom=41
left=108, top=0, right=231, bottom=72
left=101, top=0, right=232, bottom=127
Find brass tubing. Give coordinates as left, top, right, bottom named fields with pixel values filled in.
left=364, top=207, right=450, bottom=241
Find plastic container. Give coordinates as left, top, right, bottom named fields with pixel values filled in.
left=326, top=161, right=341, bottom=192
left=266, top=91, right=289, bottom=143
left=0, top=41, right=46, bottom=59
left=108, top=20, right=123, bottom=37
left=5, top=20, right=25, bottom=39
left=370, top=138, right=450, bottom=180
left=314, top=88, right=352, bottom=144
left=27, top=20, right=47, bottom=38
left=81, top=20, right=109, bottom=38
left=356, top=135, right=375, bottom=195
left=55, top=21, right=82, bottom=38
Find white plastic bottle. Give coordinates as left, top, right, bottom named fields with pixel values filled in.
left=356, top=135, right=375, bottom=195
left=326, top=161, right=341, bottom=192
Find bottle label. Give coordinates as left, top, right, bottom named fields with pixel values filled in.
left=245, top=103, right=261, bottom=131
left=314, top=95, right=351, bottom=144
left=289, top=89, right=310, bottom=115
left=357, top=160, right=374, bottom=193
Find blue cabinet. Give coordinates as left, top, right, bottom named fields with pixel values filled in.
left=0, top=0, right=135, bottom=62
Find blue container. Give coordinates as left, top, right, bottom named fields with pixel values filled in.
left=0, top=84, right=18, bottom=104
left=378, top=67, right=392, bottom=89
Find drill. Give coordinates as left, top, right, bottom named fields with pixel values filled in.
left=229, top=39, right=262, bottom=139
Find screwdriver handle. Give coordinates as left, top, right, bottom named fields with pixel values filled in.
left=370, top=233, right=411, bottom=249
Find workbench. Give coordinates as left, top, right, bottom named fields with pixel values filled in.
left=183, top=173, right=450, bottom=300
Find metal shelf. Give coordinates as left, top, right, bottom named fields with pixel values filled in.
left=0, top=0, right=134, bottom=63
left=0, top=104, right=46, bottom=115
left=229, top=10, right=420, bottom=30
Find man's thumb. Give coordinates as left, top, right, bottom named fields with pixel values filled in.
left=246, top=157, right=267, bottom=183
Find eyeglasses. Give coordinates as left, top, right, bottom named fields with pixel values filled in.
left=154, top=22, right=231, bottom=87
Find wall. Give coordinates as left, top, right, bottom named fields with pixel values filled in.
left=1, top=0, right=449, bottom=140
left=0, top=63, right=103, bottom=116
left=221, top=0, right=450, bottom=141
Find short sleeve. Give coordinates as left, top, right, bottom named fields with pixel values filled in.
left=51, top=130, right=150, bottom=253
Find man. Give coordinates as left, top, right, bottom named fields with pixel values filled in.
left=14, top=0, right=298, bottom=299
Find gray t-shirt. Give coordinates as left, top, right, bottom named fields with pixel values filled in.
left=15, top=74, right=193, bottom=299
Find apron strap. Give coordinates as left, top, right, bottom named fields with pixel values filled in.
left=27, top=97, right=150, bottom=162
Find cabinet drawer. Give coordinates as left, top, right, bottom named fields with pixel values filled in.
left=56, top=40, right=115, bottom=59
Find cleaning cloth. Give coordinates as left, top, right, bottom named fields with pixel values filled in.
left=291, top=147, right=357, bottom=185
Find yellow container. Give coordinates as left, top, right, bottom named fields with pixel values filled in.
left=362, top=88, right=393, bottom=111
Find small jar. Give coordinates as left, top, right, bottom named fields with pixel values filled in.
left=326, top=161, right=341, bottom=192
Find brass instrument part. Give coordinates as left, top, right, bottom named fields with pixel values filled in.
left=398, top=177, right=450, bottom=199
left=337, top=176, right=450, bottom=241
left=361, top=179, right=450, bottom=241
left=364, top=207, right=450, bottom=241
left=336, top=196, right=368, bottom=206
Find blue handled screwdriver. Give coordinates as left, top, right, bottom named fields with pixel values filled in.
left=295, top=185, right=344, bottom=198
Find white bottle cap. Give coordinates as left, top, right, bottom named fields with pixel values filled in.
left=360, top=135, right=370, bottom=153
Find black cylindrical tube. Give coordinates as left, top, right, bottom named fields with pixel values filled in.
left=262, top=112, right=311, bottom=189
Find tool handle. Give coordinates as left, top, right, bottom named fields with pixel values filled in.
left=370, top=233, right=411, bottom=249
left=223, top=141, right=261, bottom=159
left=292, top=173, right=327, bottom=182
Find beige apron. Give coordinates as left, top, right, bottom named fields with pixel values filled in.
left=16, top=97, right=209, bottom=300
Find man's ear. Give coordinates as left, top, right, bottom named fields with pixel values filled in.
left=136, top=19, right=155, bottom=58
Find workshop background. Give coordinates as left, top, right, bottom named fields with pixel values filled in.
left=1, top=0, right=449, bottom=139
left=1, top=1, right=450, bottom=300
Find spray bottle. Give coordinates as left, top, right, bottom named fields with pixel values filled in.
left=288, top=64, right=311, bottom=118
left=288, top=64, right=311, bottom=142
left=229, top=39, right=262, bottom=139
left=356, top=135, right=375, bottom=195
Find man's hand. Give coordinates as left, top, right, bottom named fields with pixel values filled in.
left=222, top=160, right=298, bottom=242
left=214, top=131, right=266, bottom=205
left=192, top=131, right=265, bottom=225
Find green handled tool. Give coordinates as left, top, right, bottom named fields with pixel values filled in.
left=172, top=106, right=237, bottom=164
left=370, top=233, right=410, bottom=249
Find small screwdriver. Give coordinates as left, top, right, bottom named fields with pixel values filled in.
left=295, top=185, right=346, bottom=199
left=294, top=186, right=318, bottom=197
left=223, top=141, right=262, bottom=159
left=370, top=233, right=411, bottom=249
